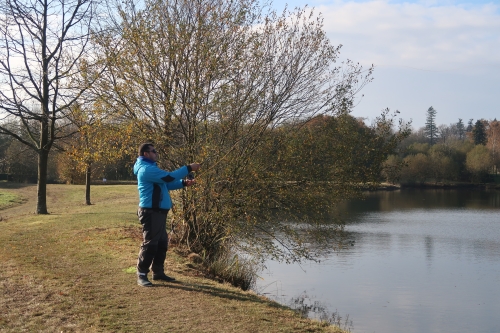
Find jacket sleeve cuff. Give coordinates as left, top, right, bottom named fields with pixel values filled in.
left=182, top=180, right=187, bottom=187
left=186, top=165, right=192, bottom=172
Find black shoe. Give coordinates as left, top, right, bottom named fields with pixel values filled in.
left=152, top=272, right=176, bottom=282
left=137, top=274, right=153, bottom=287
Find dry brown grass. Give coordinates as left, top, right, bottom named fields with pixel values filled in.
left=0, top=183, right=344, bottom=333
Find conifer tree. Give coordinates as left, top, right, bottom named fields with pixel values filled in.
left=456, top=119, right=465, bottom=140
left=467, top=119, right=474, bottom=132
left=473, top=120, right=487, bottom=145
left=425, top=106, right=438, bottom=145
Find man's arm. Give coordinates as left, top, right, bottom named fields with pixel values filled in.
left=165, top=163, right=200, bottom=190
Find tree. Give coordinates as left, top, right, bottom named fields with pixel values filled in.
left=98, top=0, right=374, bottom=263
left=0, top=0, right=104, bottom=213
left=400, top=153, right=430, bottom=184
left=456, top=118, right=465, bottom=140
left=466, top=145, right=493, bottom=182
left=0, top=127, right=15, bottom=173
left=425, top=106, right=438, bottom=145
left=398, top=127, right=428, bottom=153
left=486, top=119, right=500, bottom=173
left=61, top=102, right=136, bottom=204
left=428, top=144, right=460, bottom=182
left=438, top=124, right=454, bottom=144
left=382, top=155, right=403, bottom=184
left=466, top=119, right=474, bottom=132
left=472, top=120, right=487, bottom=146
left=407, top=142, right=430, bottom=155
left=268, top=111, right=410, bottom=186
left=4, top=139, right=38, bottom=182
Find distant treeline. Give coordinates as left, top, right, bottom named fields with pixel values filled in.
left=0, top=135, right=135, bottom=184
left=383, top=117, right=500, bottom=184
left=0, top=112, right=408, bottom=186
left=1, top=114, right=497, bottom=186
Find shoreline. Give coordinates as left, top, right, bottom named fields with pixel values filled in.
left=372, top=182, right=500, bottom=191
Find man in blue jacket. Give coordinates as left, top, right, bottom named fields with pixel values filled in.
left=133, top=143, right=200, bottom=287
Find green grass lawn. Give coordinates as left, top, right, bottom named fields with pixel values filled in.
left=0, top=189, right=26, bottom=210
left=0, top=183, right=344, bottom=333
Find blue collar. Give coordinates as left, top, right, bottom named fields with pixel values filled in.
left=138, top=156, right=155, bottom=164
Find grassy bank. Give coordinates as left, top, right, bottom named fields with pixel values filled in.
left=0, top=183, right=344, bottom=333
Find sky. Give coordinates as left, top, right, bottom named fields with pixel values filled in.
left=270, top=0, right=500, bottom=129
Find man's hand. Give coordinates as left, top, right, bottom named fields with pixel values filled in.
left=184, top=179, right=196, bottom=187
left=189, top=163, right=201, bottom=172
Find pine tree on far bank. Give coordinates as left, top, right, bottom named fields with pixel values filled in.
left=467, top=119, right=474, bottom=132
left=457, top=118, right=465, bottom=140
left=473, top=120, right=487, bottom=145
left=425, top=106, right=438, bottom=145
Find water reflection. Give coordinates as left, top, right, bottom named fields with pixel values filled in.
left=342, top=209, right=500, bottom=262
left=424, top=236, right=433, bottom=260
left=289, top=293, right=353, bottom=331
left=339, top=188, right=500, bottom=215
left=255, top=189, right=500, bottom=333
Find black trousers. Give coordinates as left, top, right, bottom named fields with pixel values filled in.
left=136, top=208, right=169, bottom=275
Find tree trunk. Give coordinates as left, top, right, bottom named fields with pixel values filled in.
left=37, top=150, right=49, bottom=214
left=85, top=163, right=92, bottom=205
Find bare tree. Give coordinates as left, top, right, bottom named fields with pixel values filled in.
left=438, top=124, right=456, bottom=144
left=98, top=0, right=373, bottom=262
left=0, top=0, right=103, bottom=213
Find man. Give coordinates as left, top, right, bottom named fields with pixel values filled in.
left=133, top=143, right=200, bottom=287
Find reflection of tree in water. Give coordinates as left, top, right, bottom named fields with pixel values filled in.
left=341, top=189, right=500, bottom=215
left=289, top=292, right=353, bottom=332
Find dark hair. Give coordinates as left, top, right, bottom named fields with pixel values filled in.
left=138, top=143, right=154, bottom=156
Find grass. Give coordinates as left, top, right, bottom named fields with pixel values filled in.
left=0, top=184, right=26, bottom=211
left=0, top=183, right=345, bottom=333
left=204, top=253, right=258, bottom=291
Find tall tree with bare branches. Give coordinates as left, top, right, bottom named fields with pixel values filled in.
left=0, top=0, right=103, bottom=213
left=97, top=0, right=379, bottom=263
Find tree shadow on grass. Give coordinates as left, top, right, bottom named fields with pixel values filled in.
left=152, top=280, right=286, bottom=309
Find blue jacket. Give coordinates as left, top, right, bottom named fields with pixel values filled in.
left=133, top=156, right=190, bottom=210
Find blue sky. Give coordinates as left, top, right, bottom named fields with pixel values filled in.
left=269, top=0, right=500, bottom=129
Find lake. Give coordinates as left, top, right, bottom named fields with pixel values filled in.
left=254, top=189, right=500, bottom=333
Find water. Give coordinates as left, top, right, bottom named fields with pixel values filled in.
left=254, top=189, right=500, bottom=333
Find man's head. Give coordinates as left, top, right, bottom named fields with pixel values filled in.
left=138, top=143, right=158, bottom=162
